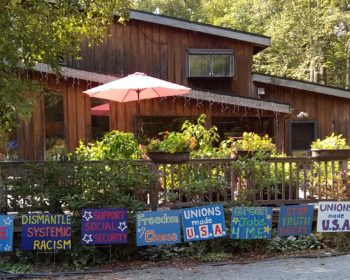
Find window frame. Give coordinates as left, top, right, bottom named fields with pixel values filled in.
left=185, top=48, right=234, bottom=78
left=289, top=120, right=317, bottom=154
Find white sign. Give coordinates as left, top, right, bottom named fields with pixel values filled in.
left=317, top=202, right=350, bottom=232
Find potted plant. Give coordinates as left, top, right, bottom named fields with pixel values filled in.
left=145, top=131, right=194, bottom=163
left=230, top=132, right=276, bottom=158
left=311, top=133, right=350, bottom=160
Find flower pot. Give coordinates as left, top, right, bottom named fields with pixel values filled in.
left=311, top=149, right=350, bottom=160
left=147, top=152, right=190, bottom=163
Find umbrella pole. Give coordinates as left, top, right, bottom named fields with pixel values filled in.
left=136, top=91, right=141, bottom=140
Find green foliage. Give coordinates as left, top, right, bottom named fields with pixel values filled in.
left=311, top=133, right=350, bottom=150
left=268, top=235, right=322, bottom=252
left=181, top=114, right=220, bottom=158
left=0, top=0, right=130, bottom=150
left=46, top=137, right=68, bottom=160
left=231, top=132, right=276, bottom=153
left=145, top=114, right=220, bottom=157
left=145, top=132, right=193, bottom=153
left=320, top=232, right=350, bottom=251
left=74, top=130, right=141, bottom=160
left=132, top=0, right=203, bottom=21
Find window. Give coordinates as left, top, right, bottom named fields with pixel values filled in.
left=289, top=121, right=317, bottom=155
left=212, top=117, right=274, bottom=140
left=186, top=49, right=234, bottom=78
left=139, top=116, right=196, bottom=141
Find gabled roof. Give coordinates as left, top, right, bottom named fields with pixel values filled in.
left=252, top=73, right=350, bottom=99
left=129, top=10, right=271, bottom=53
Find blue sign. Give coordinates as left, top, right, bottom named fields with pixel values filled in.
left=231, top=207, right=273, bottom=240
left=181, top=204, right=226, bottom=242
left=81, top=208, right=128, bottom=245
left=136, top=210, right=181, bottom=246
left=278, top=205, right=314, bottom=237
left=0, top=215, right=14, bottom=252
left=21, top=214, right=71, bottom=250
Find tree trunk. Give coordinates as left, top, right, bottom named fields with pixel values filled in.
left=346, top=39, right=350, bottom=90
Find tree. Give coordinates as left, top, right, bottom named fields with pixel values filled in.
left=132, top=0, right=203, bottom=21
left=0, top=0, right=130, bottom=154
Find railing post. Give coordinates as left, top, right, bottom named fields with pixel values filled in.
left=149, top=162, right=159, bottom=211
left=0, top=164, right=5, bottom=213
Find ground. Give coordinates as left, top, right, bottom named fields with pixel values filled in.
left=9, top=249, right=350, bottom=280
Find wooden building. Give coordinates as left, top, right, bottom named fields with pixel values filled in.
left=14, top=10, right=350, bottom=160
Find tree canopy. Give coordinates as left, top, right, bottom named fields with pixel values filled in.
left=0, top=0, right=130, bottom=152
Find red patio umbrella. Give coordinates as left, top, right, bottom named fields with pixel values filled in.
left=84, top=72, right=191, bottom=135
left=91, top=103, right=109, bottom=116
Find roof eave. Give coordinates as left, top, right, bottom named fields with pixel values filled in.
left=252, top=73, right=350, bottom=99
left=129, top=10, right=271, bottom=49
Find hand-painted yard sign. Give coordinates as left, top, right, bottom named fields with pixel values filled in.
left=181, top=204, right=226, bottom=242
left=81, top=208, right=128, bottom=245
left=21, top=214, right=71, bottom=250
left=136, top=210, right=181, bottom=246
left=231, top=207, right=273, bottom=239
left=317, top=201, right=350, bottom=232
left=0, top=215, right=14, bottom=252
left=277, top=205, right=314, bottom=237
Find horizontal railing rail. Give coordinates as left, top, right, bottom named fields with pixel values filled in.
left=0, top=157, right=349, bottom=212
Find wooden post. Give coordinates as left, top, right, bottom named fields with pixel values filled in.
left=149, top=163, right=159, bottom=211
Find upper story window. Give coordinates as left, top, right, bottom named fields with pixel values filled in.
left=186, top=49, right=234, bottom=78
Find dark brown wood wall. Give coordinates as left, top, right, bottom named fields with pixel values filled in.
left=256, top=82, right=350, bottom=153
left=69, top=19, right=254, bottom=97
left=18, top=76, right=273, bottom=160
left=17, top=19, right=264, bottom=160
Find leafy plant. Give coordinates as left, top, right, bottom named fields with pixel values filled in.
left=181, top=114, right=220, bottom=158
left=268, top=235, right=322, bottom=252
left=231, top=132, right=276, bottom=153
left=145, top=131, right=193, bottom=154
left=311, top=133, right=350, bottom=150
left=73, top=130, right=141, bottom=160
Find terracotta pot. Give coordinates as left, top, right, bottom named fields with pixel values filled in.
left=311, top=149, right=350, bottom=160
left=147, top=152, right=190, bottom=163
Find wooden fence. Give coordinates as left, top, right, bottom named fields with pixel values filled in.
left=1, top=157, right=349, bottom=213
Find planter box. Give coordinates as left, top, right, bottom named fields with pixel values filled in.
left=147, top=152, right=190, bottom=163
left=311, top=149, right=350, bottom=160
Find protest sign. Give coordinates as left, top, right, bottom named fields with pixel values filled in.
left=181, top=204, right=226, bottom=242
left=277, top=205, right=314, bottom=236
left=0, top=215, right=14, bottom=252
left=81, top=208, right=128, bottom=245
left=136, top=210, right=181, bottom=246
left=231, top=207, right=273, bottom=239
left=317, top=201, right=350, bottom=232
left=21, top=214, right=71, bottom=250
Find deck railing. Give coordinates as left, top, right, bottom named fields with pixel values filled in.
left=0, top=157, right=349, bottom=212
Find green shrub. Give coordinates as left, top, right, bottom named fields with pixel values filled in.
left=73, top=130, right=140, bottom=160
left=311, top=133, right=349, bottom=149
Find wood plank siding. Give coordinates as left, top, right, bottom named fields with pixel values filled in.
left=72, top=19, right=255, bottom=97
left=18, top=74, right=275, bottom=160
left=255, top=81, right=350, bottom=153
left=17, top=16, right=272, bottom=160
